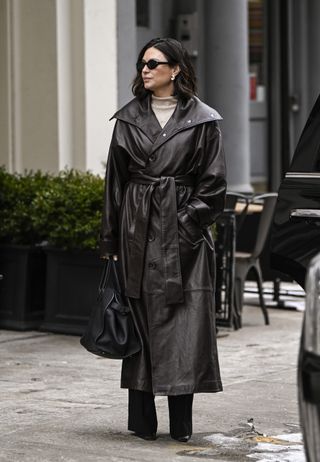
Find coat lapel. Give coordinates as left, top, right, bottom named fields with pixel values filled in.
left=111, top=96, right=162, bottom=144
left=149, top=97, right=222, bottom=155
left=111, top=95, right=222, bottom=155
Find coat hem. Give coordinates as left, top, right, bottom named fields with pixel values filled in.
left=121, top=380, right=223, bottom=396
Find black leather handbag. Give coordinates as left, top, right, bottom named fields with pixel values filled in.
left=80, top=259, right=141, bottom=359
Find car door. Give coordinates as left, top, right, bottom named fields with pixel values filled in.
left=270, top=94, right=320, bottom=288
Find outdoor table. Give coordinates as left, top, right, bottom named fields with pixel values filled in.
left=235, top=202, right=263, bottom=214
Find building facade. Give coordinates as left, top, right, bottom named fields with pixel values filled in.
left=1, top=0, right=319, bottom=191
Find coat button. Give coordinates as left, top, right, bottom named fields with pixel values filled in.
left=149, top=154, right=156, bottom=161
left=162, top=133, right=167, bottom=137
left=148, top=262, right=156, bottom=269
left=187, top=119, right=192, bottom=123
left=148, top=234, right=155, bottom=242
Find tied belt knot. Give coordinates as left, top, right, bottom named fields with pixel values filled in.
left=126, top=173, right=195, bottom=305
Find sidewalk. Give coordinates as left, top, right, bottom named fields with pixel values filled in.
left=0, top=305, right=305, bottom=462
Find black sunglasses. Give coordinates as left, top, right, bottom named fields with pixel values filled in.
left=136, top=59, right=170, bottom=72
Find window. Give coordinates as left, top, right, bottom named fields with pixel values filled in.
left=136, top=0, right=149, bottom=28
left=249, top=0, right=266, bottom=101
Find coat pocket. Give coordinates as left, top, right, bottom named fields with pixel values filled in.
left=177, top=208, right=204, bottom=246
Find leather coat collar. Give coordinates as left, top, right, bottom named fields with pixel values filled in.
left=110, top=95, right=222, bottom=150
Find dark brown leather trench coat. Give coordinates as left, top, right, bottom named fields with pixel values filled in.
left=100, top=95, right=226, bottom=396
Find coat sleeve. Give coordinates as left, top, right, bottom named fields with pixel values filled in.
left=100, top=121, right=130, bottom=257
left=186, top=121, right=227, bottom=227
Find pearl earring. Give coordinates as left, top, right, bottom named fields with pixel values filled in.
left=171, top=74, right=175, bottom=81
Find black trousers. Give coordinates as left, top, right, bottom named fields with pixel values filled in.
left=128, top=389, right=193, bottom=437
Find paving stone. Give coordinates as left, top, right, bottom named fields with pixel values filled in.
left=0, top=306, right=305, bottom=461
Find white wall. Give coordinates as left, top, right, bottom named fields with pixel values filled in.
left=83, top=0, right=117, bottom=173
left=0, top=0, right=11, bottom=171
left=0, top=0, right=59, bottom=172
left=0, top=0, right=118, bottom=175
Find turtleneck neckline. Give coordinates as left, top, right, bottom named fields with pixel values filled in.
left=151, top=95, right=178, bottom=128
left=151, top=95, right=178, bottom=106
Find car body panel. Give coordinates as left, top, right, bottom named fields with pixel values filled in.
left=270, top=96, right=320, bottom=462
left=299, top=254, right=320, bottom=462
left=270, top=95, right=320, bottom=288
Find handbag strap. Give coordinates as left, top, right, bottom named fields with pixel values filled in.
left=109, top=259, right=122, bottom=293
left=98, top=260, right=122, bottom=294
left=98, top=261, right=111, bottom=294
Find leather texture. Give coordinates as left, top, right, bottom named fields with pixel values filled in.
left=100, top=94, right=226, bottom=394
left=80, top=260, right=141, bottom=359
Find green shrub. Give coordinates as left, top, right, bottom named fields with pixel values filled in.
left=0, top=167, right=50, bottom=245
left=32, top=170, right=104, bottom=250
left=0, top=168, right=104, bottom=250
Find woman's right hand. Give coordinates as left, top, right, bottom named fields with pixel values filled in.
left=102, top=254, right=118, bottom=261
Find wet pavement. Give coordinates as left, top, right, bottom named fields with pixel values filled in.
left=0, top=304, right=305, bottom=461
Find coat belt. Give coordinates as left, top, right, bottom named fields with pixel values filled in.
left=126, top=173, right=195, bottom=305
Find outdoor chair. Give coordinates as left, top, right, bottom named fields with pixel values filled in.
left=225, top=192, right=251, bottom=236
left=234, top=193, right=278, bottom=326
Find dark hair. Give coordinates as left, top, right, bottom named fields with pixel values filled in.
left=132, top=37, right=197, bottom=101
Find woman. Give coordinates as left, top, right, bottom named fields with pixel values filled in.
left=100, top=37, right=226, bottom=442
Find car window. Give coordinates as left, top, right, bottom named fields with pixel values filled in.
left=289, top=95, right=320, bottom=173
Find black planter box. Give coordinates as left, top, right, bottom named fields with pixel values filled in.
left=41, top=249, right=104, bottom=335
left=0, top=245, right=46, bottom=330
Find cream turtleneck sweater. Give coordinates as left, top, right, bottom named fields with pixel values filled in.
left=151, top=95, right=178, bottom=128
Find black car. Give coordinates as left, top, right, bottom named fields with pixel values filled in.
left=270, top=95, right=320, bottom=462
